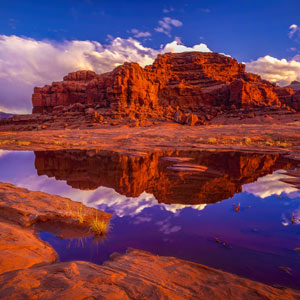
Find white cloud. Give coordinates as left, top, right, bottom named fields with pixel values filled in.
left=162, top=7, right=174, bottom=13
left=245, top=55, right=300, bottom=86
left=289, top=24, right=300, bottom=39
left=174, top=36, right=182, bottom=44
left=155, top=17, right=182, bottom=37
left=130, top=29, right=151, bottom=38
left=162, top=40, right=211, bottom=53
left=0, top=35, right=210, bottom=113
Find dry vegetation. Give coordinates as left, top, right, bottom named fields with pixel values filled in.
left=89, top=214, right=110, bottom=236
left=65, top=203, right=110, bottom=236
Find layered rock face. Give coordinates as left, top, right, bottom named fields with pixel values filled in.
left=1, top=248, right=299, bottom=300
left=34, top=150, right=294, bottom=205
left=32, top=52, right=300, bottom=117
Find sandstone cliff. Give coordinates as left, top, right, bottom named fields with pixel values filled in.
left=32, top=52, right=300, bottom=122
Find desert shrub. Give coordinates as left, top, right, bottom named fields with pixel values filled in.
left=18, top=141, right=31, bottom=146
left=243, top=137, right=251, bottom=144
left=207, top=137, right=217, bottom=144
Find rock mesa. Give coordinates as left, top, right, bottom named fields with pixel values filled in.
left=32, top=52, right=300, bottom=120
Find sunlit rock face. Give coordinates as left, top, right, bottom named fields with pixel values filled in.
left=34, top=150, right=295, bottom=205
left=32, top=52, right=299, bottom=115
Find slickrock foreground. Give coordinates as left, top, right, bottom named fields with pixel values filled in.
left=0, top=249, right=299, bottom=300
left=0, top=158, right=300, bottom=299
left=0, top=182, right=111, bottom=275
left=0, top=182, right=110, bottom=228
left=0, top=221, right=57, bottom=274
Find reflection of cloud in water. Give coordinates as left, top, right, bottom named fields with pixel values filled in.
left=13, top=173, right=207, bottom=217
left=132, top=216, right=152, bottom=225
left=85, top=187, right=207, bottom=217
left=294, top=208, right=300, bottom=225
left=0, top=150, right=14, bottom=158
left=156, top=218, right=181, bottom=235
left=242, top=170, right=298, bottom=198
left=281, top=207, right=300, bottom=226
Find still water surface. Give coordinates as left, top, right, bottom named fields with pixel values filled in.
left=0, top=149, right=299, bottom=289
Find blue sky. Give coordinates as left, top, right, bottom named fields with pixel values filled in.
left=1, top=0, right=299, bottom=61
left=0, top=0, right=300, bottom=113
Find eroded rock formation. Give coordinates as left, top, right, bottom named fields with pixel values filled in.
left=1, top=248, right=299, bottom=300
left=34, top=150, right=295, bottom=205
left=32, top=52, right=300, bottom=123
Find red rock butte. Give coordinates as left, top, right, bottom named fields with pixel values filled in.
left=32, top=51, right=300, bottom=117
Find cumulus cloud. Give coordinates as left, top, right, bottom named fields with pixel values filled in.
left=289, top=24, right=300, bottom=39
left=0, top=35, right=210, bottom=113
left=130, top=29, right=151, bottom=38
left=163, top=40, right=211, bottom=53
left=163, top=7, right=174, bottom=13
left=155, top=17, right=182, bottom=37
left=245, top=55, right=300, bottom=86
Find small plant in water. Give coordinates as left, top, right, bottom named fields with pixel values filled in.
left=89, top=215, right=110, bottom=236
left=65, top=202, right=85, bottom=224
left=76, top=204, right=85, bottom=224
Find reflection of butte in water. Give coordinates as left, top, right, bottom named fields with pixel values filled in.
left=34, top=150, right=294, bottom=205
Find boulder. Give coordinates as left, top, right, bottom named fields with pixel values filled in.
left=85, top=107, right=95, bottom=115
left=69, top=103, right=86, bottom=112
left=184, top=113, right=199, bottom=126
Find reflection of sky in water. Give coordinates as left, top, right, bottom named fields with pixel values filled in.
left=0, top=150, right=300, bottom=289
left=243, top=170, right=298, bottom=198
left=0, top=151, right=206, bottom=217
